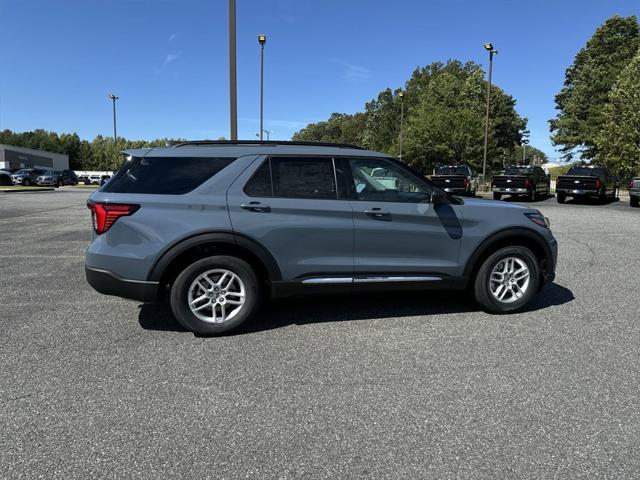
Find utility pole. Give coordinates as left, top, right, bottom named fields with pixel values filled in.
left=229, top=0, right=238, bottom=140
left=108, top=94, right=119, bottom=160
left=398, top=91, right=404, bottom=160
left=258, top=34, right=266, bottom=141
left=482, top=43, right=497, bottom=191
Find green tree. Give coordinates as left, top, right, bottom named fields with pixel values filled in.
left=550, top=15, right=640, bottom=160
left=292, top=112, right=366, bottom=146
left=596, top=51, right=640, bottom=177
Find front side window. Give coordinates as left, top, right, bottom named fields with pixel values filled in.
left=103, top=156, right=235, bottom=194
left=349, top=158, right=430, bottom=203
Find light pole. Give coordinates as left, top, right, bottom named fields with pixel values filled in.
left=108, top=93, right=119, bottom=160
left=256, top=130, right=271, bottom=141
left=229, top=0, right=238, bottom=140
left=258, top=34, right=266, bottom=141
left=398, top=91, right=404, bottom=160
left=482, top=42, right=497, bottom=191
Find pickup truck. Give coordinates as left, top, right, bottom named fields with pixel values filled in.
left=430, top=165, right=477, bottom=197
left=629, top=177, right=640, bottom=208
left=491, top=165, right=550, bottom=201
left=556, top=165, right=617, bottom=204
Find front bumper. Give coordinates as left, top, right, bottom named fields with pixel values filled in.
left=85, top=267, right=159, bottom=302
left=37, top=179, right=57, bottom=186
left=11, top=177, right=24, bottom=184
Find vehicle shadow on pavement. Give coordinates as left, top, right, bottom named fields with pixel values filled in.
left=138, top=282, right=574, bottom=335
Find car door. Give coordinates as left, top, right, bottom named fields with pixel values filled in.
left=227, top=155, right=354, bottom=281
left=344, top=157, right=462, bottom=278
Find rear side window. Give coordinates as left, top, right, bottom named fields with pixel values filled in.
left=244, top=156, right=337, bottom=200
left=103, top=157, right=235, bottom=194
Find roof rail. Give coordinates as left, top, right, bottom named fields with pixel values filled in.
left=170, top=140, right=365, bottom=150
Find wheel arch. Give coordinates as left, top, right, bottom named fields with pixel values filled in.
left=148, top=232, right=282, bottom=300
left=463, top=227, right=553, bottom=286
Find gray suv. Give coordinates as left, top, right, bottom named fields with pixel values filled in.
left=85, top=141, right=558, bottom=335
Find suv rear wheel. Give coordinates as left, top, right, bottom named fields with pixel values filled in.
left=170, top=255, right=260, bottom=335
left=473, top=246, right=539, bottom=314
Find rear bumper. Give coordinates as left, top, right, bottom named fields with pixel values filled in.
left=492, top=187, right=529, bottom=194
left=440, top=187, right=468, bottom=194
left=630, top=189, right=640, bottom=197
left=85, top=267, right=159, bottom=302
left=556, top=188, right=598, bottom=196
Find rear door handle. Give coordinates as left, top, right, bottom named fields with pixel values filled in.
left=364, top=208, right=390, bottom=217
left=240, top=202, right=271, bottom=212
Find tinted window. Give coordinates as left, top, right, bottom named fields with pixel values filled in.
left=567, top=166, right=606, bottom=177
left=505, top=167, right=534, bottom=175
left=244, top=159, right=273, bottom=197
left=103, top=156, right=235, bottom=194
left=271, top=157, right=336, bottom=200
left=349, top=158, right=430, bottom=203
left=436, top=166, right=471, bottom=176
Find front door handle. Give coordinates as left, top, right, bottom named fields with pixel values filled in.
left=364, top=208, right=390, bottom=218
left=241, top=202, right=271, bottom=212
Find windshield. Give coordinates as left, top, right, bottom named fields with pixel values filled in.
left=504, top=167, right=534, bottom=175
left=567, top=166, right=605, bottom=177
left=14, top=169, right=32, bottom=175
left=436, top=166, right=470, bottom=176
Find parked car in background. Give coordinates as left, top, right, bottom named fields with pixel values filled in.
left=100, top=175, right=112, bottom=186
left=35, top=171, right=61, bottom=186
left=77, top=175, right=91, bottom=185
left=85, top=140, right=558, bottom=335
left=430, top=165, right=477, bottom=197
left=556, top=165, right=617, bottom=204
left=630, top=177, right=640, bottom=208
left=89, top=174, right=102, bottom=185
left=491, top=165, right=551, bottom=201
left=10, top=168, right=51, bottom=186
left=0, top=170, right=12, bottom=185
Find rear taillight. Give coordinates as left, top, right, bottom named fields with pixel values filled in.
left=595, top=179, right=602, bottom=189
left=87, top=202, right=139, bottom=234
left=630, top=180, right=634, bottom=189
left=524, top=179, right=531, bottom=188
left=463, top=178, right=468, bottom=188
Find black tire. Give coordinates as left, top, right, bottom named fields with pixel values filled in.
left=529, top=188, right=536, bottom=202
left=493, top=192, right=502, bottom=201
left=473, top=246, right=540, bottom=314
left=557, top=193, right=566, bottom=204
left=170, top=255, right=261, bottom=335
left=631, top=196, right=639, bottom=208
left=58, top=179, right=63, bottom=188
left=23, top=178, right=31, bottom=186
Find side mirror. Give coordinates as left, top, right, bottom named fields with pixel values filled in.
left=431, top=188, right=447, bottom=205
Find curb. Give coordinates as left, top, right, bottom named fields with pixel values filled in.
left=0, top=187, right=55, bottom=193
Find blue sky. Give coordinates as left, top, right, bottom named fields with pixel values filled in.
left=0, top=0, right=639, bottom=160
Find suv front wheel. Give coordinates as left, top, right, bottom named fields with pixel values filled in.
left=170, top=256, right=260, bottom=335
left=473, top=246, right=540, bottom=313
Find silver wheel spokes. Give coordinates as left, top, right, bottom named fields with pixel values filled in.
left=489, top=257, right=530, bottom=304
left=187, top=269, right=246, bottom=323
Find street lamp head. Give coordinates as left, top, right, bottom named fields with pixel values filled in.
left=258, top=34, right=266, bottom=45
left=398, top=91, right=404, bottom=98
left=483, top=43, right=497, bottom=54
left=108, top=94, right=119, bottom=100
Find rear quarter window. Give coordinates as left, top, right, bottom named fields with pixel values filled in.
left=102, top=157, right=235, bottom=194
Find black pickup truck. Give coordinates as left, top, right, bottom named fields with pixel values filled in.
left=430, top=165, right=477, bottom=197
left=491, top=165, right=551, bottom=201
left=556, top=165, right=617, bottom=204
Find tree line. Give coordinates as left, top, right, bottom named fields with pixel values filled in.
left=293, top=59, right=547, bottom=175
left=0, top=129, right=174, bottom=170
left=551, top=15, right=640, bottom=178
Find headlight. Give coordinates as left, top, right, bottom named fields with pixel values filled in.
left=525, top=212, right=550, bottom=228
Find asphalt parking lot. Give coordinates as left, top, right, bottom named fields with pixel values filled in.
left=1, top=189, right=639, bottom=479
